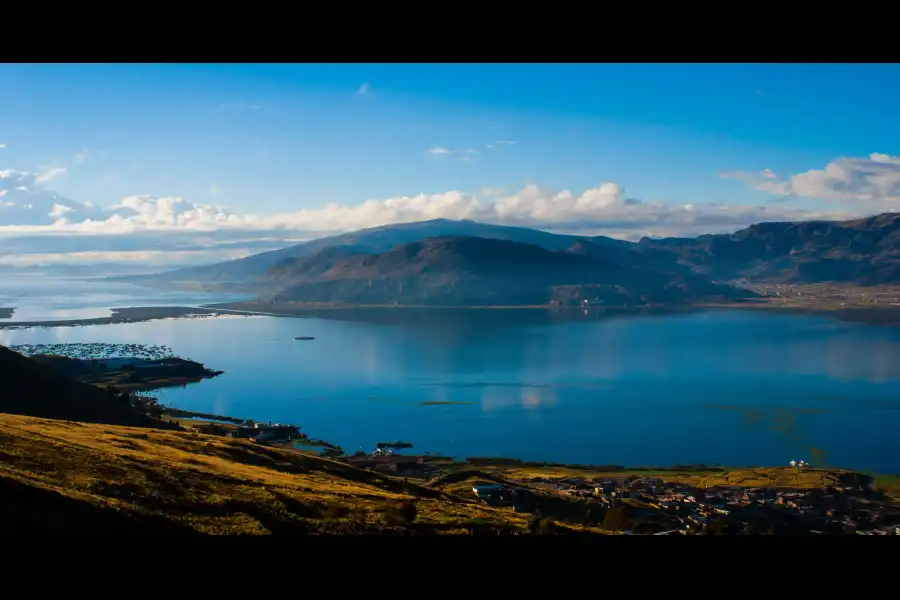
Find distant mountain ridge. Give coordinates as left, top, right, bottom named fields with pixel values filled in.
left=112, top=219, right=624, bottom=292
left=638, top=212, right=900, bottom=285
left=263, top=235, right=749, bottom=307
left=115, top=212, right=900, bottom=307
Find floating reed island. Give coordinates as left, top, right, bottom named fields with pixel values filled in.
left=9, top=342, right=177, bottom=361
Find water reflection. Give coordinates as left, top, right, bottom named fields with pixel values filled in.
left=480, top=384, right=559, bottom=412
left=4, top=307, right=900, bottom=472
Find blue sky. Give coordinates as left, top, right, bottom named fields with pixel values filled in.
left=1, top=63, right=899, bottom=266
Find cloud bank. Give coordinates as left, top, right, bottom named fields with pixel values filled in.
left=722, top=152, right=900, bottom=207
left=3, top=153, right=895, bottom=267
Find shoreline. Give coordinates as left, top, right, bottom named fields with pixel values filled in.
left=0, top=305, right=264, bottom=330
left=4, top=410, right=897, bottom=535
left=160, top=405, right=900, bottom=498
left=4, top=299, right=900, bottom=330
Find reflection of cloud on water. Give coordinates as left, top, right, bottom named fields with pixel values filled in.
left=480, top=385, right=558, bottom=412
left=359, top=332, right=380, bottom=379
left=750, top=336, right=900, bottom=383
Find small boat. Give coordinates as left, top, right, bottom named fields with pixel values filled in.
left=294, top=336, right=315, bottom=340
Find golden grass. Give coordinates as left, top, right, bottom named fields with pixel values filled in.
left=0, top=413, right=531, bottom=535
left=868, top=474, right=900, bottom=502
left=475, top=464, right=847, bottom=491
left=3, top=412, right=893, bottom=534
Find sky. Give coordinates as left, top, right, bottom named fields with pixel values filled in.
left=2, top=63, right=900, bottom=269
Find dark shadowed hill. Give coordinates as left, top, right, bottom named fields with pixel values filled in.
left=265, top=236, right=751, bottom=307
left=638, top=212, right=900, bottom=285
left=112, top=219, right=604, bottom=292
left=0, top=345, right=171, bottom=427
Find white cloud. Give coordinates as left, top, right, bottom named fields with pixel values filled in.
left=723, top=153, right=900, bottom=208
left=493, top=140, right=516, bottom=146
left=34, top=167, right=66, bottom=185
left=428, top=147, right=483, bottom=157
left=231, top=183, right=849, bottom=240
left=356, top=82, right=371, bottom=96
left=209, top=183, right=222, bottom=198
left=0, top=168, right=855, bottom=242
left=0, top=169, right=104, bottom=226
left=0, top=143, right=6, bottom=150
left=427, top=147, right=479, bottom=160
left=0, top=165, right=875, bottom=270
left=48, top=203, right=74, bottom=219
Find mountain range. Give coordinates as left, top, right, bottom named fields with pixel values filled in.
left=114, top=212, right=900, bottom=307
left=114, top=219, right=600, bottom=291
left=638, top=212, right=900, bottom=285
left=261, top=236, right=745, bottom=306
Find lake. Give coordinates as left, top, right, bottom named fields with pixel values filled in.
left=3, top=302, right=900, bottom=474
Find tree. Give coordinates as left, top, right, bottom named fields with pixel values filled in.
left=398, top=500, right=417, bottom=524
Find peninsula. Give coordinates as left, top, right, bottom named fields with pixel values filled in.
left=8, top=343, right=222, bottom=392
left=30, top=354, right=222, bottom=392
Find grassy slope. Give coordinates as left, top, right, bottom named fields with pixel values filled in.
left=5, top=412, right=898, bottom=536
left=0, top=413, right=533, bottom=535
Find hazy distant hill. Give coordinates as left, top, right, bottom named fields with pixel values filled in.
left=115, top=212, right=900, bottom=299
left=112, top=219, right=624, bottom=292
left=639, top=213, right=900, bottom=285
left=264, top=236, right=749, bottom=307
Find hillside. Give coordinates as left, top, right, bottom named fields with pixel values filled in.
left=0, top=413, right=534, bottom=534
left=0, top=345, right=172, bottom=428
left=3, top=412, right=898, bottom=535
left=639, top=212, right=900, bottom=285
left=265, top=236, right=751, bottom=307
left=112, top=219, right=641, bottom=292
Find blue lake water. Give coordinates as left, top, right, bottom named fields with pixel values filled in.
left=2, top=306, right=900, bottom=474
